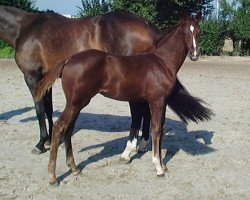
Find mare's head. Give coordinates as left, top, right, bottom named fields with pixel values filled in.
left=181, top=12, right=202, bottom=61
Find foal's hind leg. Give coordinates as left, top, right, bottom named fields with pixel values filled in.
left=64, top=124, right=80, bottom=176
left=48, top=105, right=80, bottom=185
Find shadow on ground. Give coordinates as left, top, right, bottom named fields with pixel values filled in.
left=0, top=107, right=215, bottom=184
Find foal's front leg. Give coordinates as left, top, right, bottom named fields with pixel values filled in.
left=149, top=100, right=166, bottom=176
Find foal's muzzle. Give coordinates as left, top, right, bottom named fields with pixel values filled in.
left=189, top=49, right=200, bottom=61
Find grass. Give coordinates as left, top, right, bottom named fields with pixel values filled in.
left=0, top=47, right=15, bottom=58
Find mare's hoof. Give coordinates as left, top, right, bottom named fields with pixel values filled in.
left=157, top=173, right=165, bottom=177
left=119, top=157, right=131, bottom=164
left=31, top=147, right=46, bottom=155
left=137, top=139, right=149, bottom=153
left=45, top=141, right=51, bottom=147
left=137, top=147, right=148, bottom=153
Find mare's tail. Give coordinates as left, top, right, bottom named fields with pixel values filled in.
left=34, top=59, right=69, bottom=102
left=168, top=79, right=214, bottom=123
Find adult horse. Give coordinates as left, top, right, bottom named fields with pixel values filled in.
left=0, top=6, right=211, bottom=154
left=34, top=13, right=205, bottom=185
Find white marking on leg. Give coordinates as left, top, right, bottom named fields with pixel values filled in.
left=121, top=138, right=137, bottom=161
left=190, top=25, right=198, bottom=57
left=152, top=155, right=164, bottom=176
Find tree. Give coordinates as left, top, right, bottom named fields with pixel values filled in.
left=199, top=19, right=224, bottom=55
left=78, top=0, right=214, bottom=29
left=155, top=0, right=214, bottom=28
left=77, top=0, right=112, bottom=17
left=112, top=0, right=158, bottom=26
left=231, top=0, right=250, bottom=55
left=219, top=0, right=250, bottom=55
left=0, top=0, right=37, bottom=11
left=111, top=0, right=214, bottom=28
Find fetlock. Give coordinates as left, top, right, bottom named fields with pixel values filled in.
left=129, top=128, right=139, bottom=140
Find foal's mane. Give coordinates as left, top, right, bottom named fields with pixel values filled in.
left=137, top=21, right=182, bottom=54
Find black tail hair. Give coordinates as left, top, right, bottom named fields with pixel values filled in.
left=168, top=79, right=214, bottom=124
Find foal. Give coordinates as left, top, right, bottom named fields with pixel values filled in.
left=34, top=13, right=202, bottom=185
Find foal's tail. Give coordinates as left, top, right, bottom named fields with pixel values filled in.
left=34, top=59, right=69, bottom=102
left=168, top=79, right=214, bottom=123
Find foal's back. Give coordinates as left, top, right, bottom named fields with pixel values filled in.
left=61, top=49, right=171, bottom=103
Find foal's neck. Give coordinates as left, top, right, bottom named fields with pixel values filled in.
left=155, top=27, right=187, bottom=76
left=0, top=6, right=28, bottom=47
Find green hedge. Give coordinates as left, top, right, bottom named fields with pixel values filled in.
left=200, top=20, right=225, bottom=56
left=0, top=46, right=15, bottom=58
left=0, top=40, right=14, bottom=58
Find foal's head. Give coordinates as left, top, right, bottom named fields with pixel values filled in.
left=181, top=12, right=202, bottom=61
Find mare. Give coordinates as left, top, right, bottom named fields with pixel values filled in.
left=0, top=6, right=212, bottom=154
left=34, top=13, right=206, bottom=185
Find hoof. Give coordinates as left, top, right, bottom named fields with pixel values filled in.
left=137, top=139, right=149, bottom=153
left=163, top=165, right=168, bottom=172
left=137, top=147, right=148, bottom=153
left=72, top=169, right=81, bottom=176
left=45, top=141, right=51, bottom=147
left=119, top=157, right=131, bottom=164
left=49, top=181, right=59, bottom=187
left=157, top=173, right=165, bottom=177
left=31, top=147, right=46, bottom=155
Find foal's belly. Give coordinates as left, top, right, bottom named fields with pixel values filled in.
left=99, top=84, right=144, bottom=102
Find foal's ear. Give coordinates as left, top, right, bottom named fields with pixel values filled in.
left=195, top=11, right=202, bottom=23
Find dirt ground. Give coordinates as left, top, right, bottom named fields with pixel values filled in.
left=0, top=57, right=249, bottom=200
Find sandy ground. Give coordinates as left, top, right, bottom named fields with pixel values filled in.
left=0, top=57, right=249, bottom=200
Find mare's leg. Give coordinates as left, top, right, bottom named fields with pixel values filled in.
left=44, top=88, right=53, bottom=145
left=48, top=105, right=81, bottom=185
left=24, top=73, right=49, bottom=154
left=129, top=102, right=143, bottom=132
left=138, top=102, right=151, bottom=152
left=120, top=102, right=142, bottom=162
left=120, top=128, right=139, bottom=163
left=149, top=99, right=166, bottom=176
